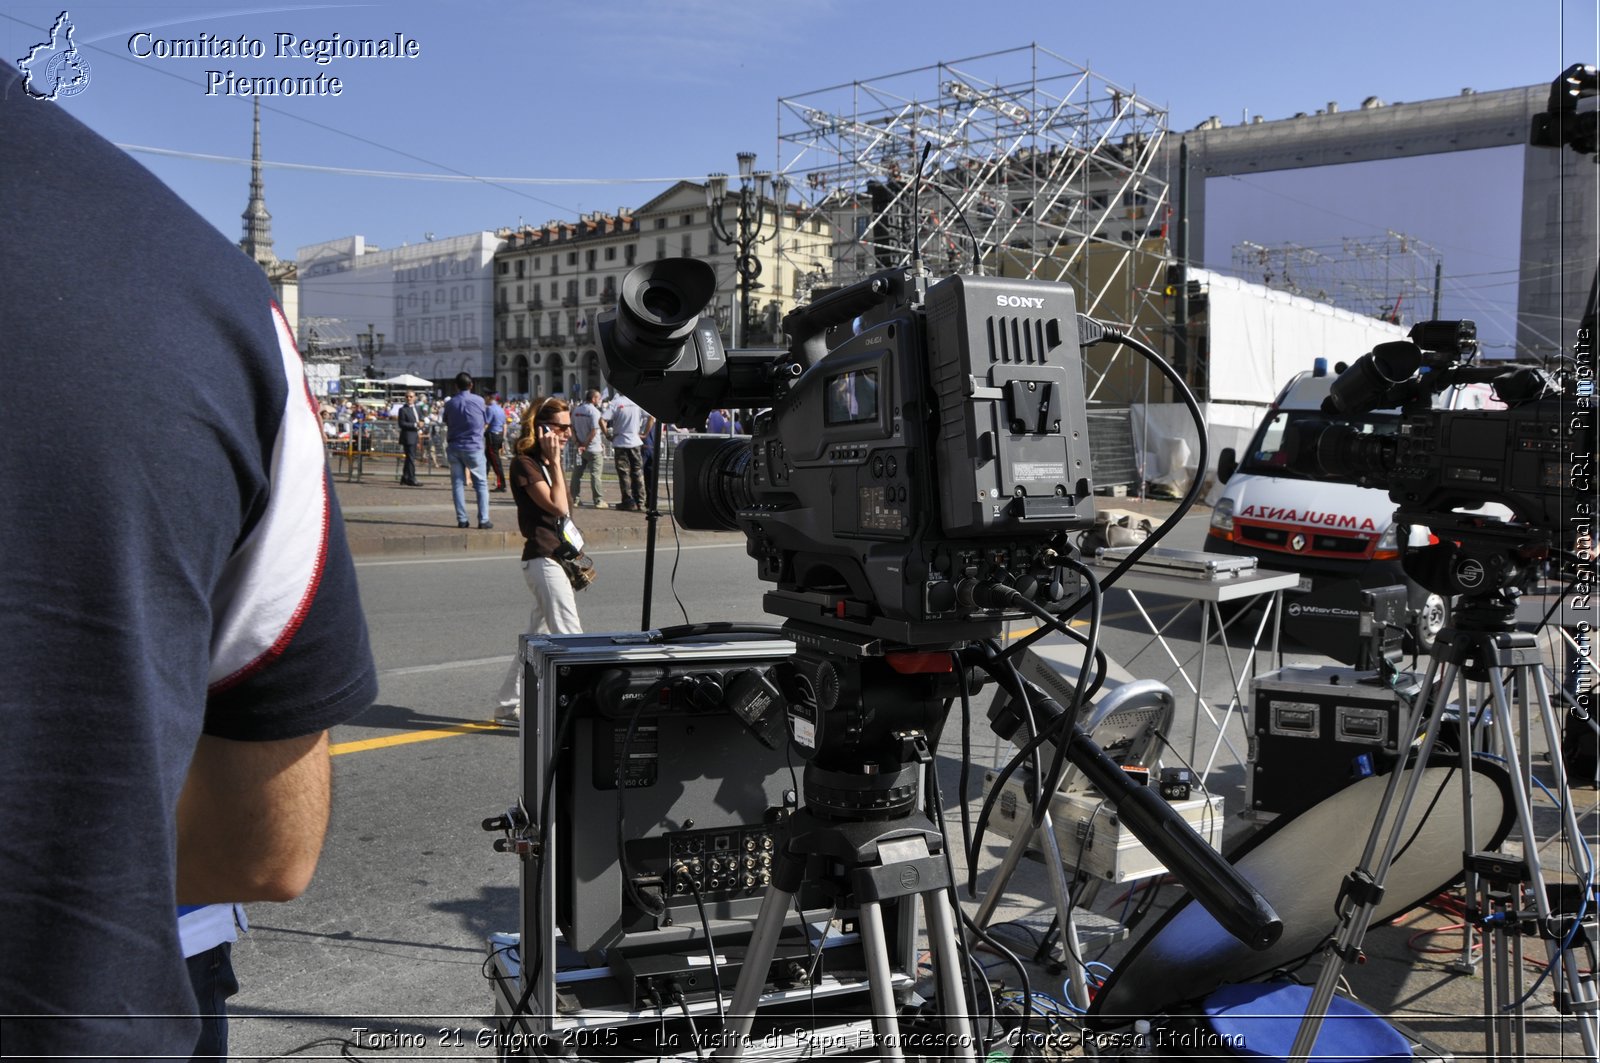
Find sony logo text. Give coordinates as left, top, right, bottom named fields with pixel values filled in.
left=995, top=295, right=1046, bottom=309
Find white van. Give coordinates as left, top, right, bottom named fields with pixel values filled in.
left=1204, top=364, right=1448, bottom=652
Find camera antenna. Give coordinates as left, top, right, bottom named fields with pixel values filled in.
left=910, top=141, right=932, bottom=277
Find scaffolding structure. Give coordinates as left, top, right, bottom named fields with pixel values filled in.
left=1230, top=231, right=1444, bottom=326
left=773, top=45, right=1172, bottom=348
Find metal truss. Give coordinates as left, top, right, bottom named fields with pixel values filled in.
left=1231, top=231, right=1445, bottom=326
left=773, top=43, right=1172, bottom=370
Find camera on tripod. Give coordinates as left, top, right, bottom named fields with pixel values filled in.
left=1283, top=318, right=1593, bottom=617
left=598, top=258, right=1097, bottom=647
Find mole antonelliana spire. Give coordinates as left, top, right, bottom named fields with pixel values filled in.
left=239, top=98, right=277, bottom=268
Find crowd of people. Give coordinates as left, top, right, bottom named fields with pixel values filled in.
left=319, top=387, right=752, bottom=513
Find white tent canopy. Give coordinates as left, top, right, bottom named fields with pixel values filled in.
left=378, top=373, right=432, bottom=387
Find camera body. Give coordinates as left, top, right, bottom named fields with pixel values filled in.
left=1285, top=321, right=1593, bottom=603
left=599, top=259, right=1096, bottom=646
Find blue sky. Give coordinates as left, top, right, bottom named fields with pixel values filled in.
left=4, top=0, right=1594, bottom=271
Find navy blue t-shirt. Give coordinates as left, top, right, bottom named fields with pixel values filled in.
left=0, top=68, right=378, bottom=1055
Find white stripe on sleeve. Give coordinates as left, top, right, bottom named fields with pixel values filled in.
left=208, top=304, right=330, bottom=690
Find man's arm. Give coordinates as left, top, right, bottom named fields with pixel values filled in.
left=175, top=731, right=333, bottom=904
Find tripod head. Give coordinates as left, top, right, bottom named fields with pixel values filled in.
left=1397, top=513, right=1553, bottom=636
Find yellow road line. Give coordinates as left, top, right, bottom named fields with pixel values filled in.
left=334, top=598, right=1184, bottom=756
left=330, top=719, right=506, bottom=756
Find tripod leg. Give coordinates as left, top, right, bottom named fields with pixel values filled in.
left=1288, top=657, right=1458, bottom=1063
left=1455, top=667, right=1483, bottom=974
left=712, top=883, right=795, bottom=1062
left=973, top=815, right=1035, bottom=927
left=1527, top=664, right=1600, bottom=1056
left=923, top=889, right=978, bottom=1061
left=858, top=899, right=907, bottom=1062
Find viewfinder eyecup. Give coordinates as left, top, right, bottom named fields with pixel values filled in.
left=615, top=258, right=717, bottom=357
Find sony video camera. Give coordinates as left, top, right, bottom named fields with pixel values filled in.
left=597, top=259, right=1097, bottom=647
left=1285, top=320, right=1593, bottom=603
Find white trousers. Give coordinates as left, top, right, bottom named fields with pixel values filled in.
left=497, top=557, right=582, bottom=702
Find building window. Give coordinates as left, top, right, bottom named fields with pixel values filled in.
left=515, top=284, right=523, bottom=304
left=515, top=259, right=525, bottom=278
left=655, top=218, right=668, bottom=229
left=498, top=318, right=507, bottom=340
left=567, top=251, right=578, bottom=266
left=515, top=316, right=524, bottom=339
left=681, top=235, right=691, bottom=257
left=566, top=279, right=578, bottom=301
left=625, top=245, right=636, bottom=265
left=498, top=261, right=509, bottom=275
left=533, top=257, right=540, bottom=270
left=464, top=283, right=474, bottom=301
left=605, top=246, right=617, bottom=261
left=586, top=249, right=596, bottom=270
left=585, top=277, right=597, bottom=297
left=681, top=213, right=694, bottom=226
left=550, top=282, right=558, bottom=299
left=656, top=237, right=667, bottom=260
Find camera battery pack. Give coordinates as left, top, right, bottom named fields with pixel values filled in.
left=1248, top=665, right=1413, bottom=820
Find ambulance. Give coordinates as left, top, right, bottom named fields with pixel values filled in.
left=1203, top=362, right=1449, bottom=653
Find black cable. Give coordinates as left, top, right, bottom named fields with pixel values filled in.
left=1033, top=557, right=1102, bottom=824
left=617, top=701, right=667, bottom=918
left=1002, top=318, right=1209, bottom=664
left=684, top=879, right=728, bottom=1025
left=672, top=990, right=706, bottom=1061
left=507, top=705, right=579, bottom=1027
left=661, top=451, right=692, bottom=625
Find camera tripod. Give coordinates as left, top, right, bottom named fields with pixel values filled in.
left=1288, top=603, right=1599, bottom=1063
left=712, top=757, right=976, bottom=1063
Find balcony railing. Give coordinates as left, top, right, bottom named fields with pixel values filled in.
left=508, top=337, right=532, bottom=350
left=561, top=296, right=578, bottom=308
left=430, top=339, right=453, bottom=352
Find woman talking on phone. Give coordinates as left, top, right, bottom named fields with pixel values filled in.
left=496, top=397, right=583, bottom=720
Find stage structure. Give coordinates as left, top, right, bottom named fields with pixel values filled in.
left=1231, top=231, right=1446, bottom=327
left=774, top=45, right=1172, bottom=415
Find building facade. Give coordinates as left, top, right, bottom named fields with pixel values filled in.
left=491, top=181, right=834, bottom=401
left=296, top=232, right=500, bottom=386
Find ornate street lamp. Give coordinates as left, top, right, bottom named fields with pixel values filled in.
left=356, top=322, right=385, bottom=379
left=707, top=154, right=788, bottom=346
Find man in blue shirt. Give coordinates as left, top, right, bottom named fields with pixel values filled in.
left=484, top=393, right=509, bottom=493
left=443, top=372, right=492, bottom=529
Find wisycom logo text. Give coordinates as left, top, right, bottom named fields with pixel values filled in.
left=18, top=11, right=92, bottom=100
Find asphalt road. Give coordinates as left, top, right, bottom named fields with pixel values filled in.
left=220, top=516, right=1593, bottom=1060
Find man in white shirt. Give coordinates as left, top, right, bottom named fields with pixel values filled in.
left=569, top=389, right=609, bottom=507
left=605, top=393, right=652, bottom=512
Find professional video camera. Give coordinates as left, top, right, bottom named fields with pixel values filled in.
left=1285, top=319, right=1593, bottom=622
left=597, top=258, right=1281, bottom=950
left=598, top=258, right=1097, bottom=648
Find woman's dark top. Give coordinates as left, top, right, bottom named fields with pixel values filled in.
left=508, top=451, right=564, bottom=561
